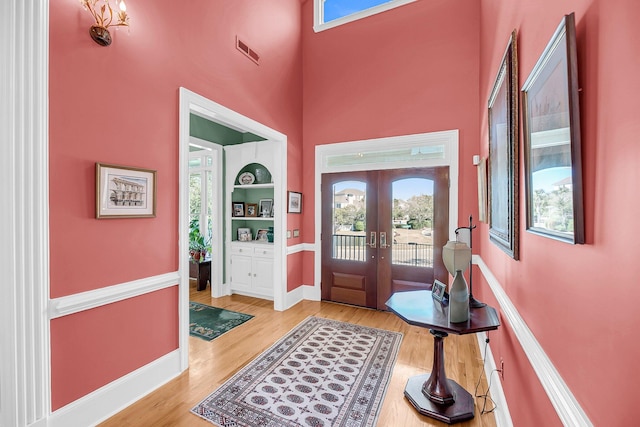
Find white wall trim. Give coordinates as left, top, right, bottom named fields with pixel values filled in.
left=474, top=255, right=593, bottom=427
left=475, top=332, right=513, bottom=427
left=48, top=349, right=181, bottom=427
left=0, top=0, right=50, bottom=426
left=314, top=130, right=460, bottom=299
left=49, top=272, right=180, bottom=319
left=188, top=137, right=225, bottom=299
left=286, top=243, right=316, bottom=254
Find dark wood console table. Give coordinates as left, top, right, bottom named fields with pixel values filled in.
left=189, top=259, right=211, bottom=291
left=386, top=290, right=500, bottom=424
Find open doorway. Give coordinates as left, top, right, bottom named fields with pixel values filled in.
left=178, top=88, right=288, bottom=370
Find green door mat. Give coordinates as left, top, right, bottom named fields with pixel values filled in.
left=189, top=302, right=254, bottom=341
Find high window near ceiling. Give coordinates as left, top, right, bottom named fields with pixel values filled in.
left=314, top=0, right=416, bottom=32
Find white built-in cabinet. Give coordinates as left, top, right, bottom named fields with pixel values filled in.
left=225, top=141, right=278, bottom=300
left=229, top=243, right=274, bottom=296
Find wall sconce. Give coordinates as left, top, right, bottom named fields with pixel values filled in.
left=80, top=0, right=130, bottom=46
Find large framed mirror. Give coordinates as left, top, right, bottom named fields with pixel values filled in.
left=522, top=13, right=584, bottom=244
left=488, top=30, right=519, bottom=259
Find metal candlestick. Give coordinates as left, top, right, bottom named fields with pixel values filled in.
left=455, top=215, right=486, bottom=308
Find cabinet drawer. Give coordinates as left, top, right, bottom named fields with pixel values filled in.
left=253, top=246, right=274, bottom=258
left=230, top=245, right=253, bottom=255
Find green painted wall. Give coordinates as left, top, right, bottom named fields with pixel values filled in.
left=190, top=114, right=266, bottom=145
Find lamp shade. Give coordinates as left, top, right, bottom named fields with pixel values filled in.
left=442, top=240, right=471, bottom=275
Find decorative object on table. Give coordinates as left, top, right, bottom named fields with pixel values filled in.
left=238, top=171, right=255, bottom=185
left=455, top=216, right=485, bottom=308
left=442, top=239, right=472, bottom=323
left=255, top=228, right=268, bottom=242
left=80, top=0, right=129, bottom=47
left=237, top=227, right=252, bottom=242
left=189, top=218, right=211, bottom=262
left=522, top=13, right=584, bottom=244
left=232, top=202, right=245, bottom=217
left=431, top=279, right=448, bottom=304
left=191, top=316, right=402, bottom=427
left=245, top=203, right=258, bottom=217
left=258, top=198, right=273, bottom=218
left=287, top=191, right=302, bottom=213
left=488, top=30, right=519, bottom=260
left=266, top=226, right=274, bottom=243
left=189, top=302, right=254, bottom=341
left=96, top=162, right=156, bottom=219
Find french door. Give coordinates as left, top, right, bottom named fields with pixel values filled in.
left=321, top=167, right=449, bottom=310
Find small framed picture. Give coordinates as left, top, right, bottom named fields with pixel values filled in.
left=232, top=202, right=245, bottom=217
left=246, top=203, right=258, bottom=217
left=237, top=227, right=252, bottom=242
left=96, top=162, right=156, bottom=219
left=255, top=228, right=269, bottom=242
left=432, top=280, right=447, bottom=303
left=287, top=191, right=302, bottom=213
left=259, top=199, right=273, bottom=218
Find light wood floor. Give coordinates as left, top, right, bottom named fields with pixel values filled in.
left=99, top=283, right=498, bottom=427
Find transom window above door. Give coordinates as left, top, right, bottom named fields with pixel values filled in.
left=314, top=0, right=416, bottom=32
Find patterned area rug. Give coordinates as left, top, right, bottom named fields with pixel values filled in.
left=189, top=302, right=254, bottom=341
left=191, top=316, right=403, bottom=427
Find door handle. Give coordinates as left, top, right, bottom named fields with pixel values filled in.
left=368, top=231, right=376, bottom=248
left=380, top=231, right=389, bottom=248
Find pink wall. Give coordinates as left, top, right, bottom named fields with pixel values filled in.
left=48, top=0, right=640, bottom=422
left=49, top=0, right=303, bottom=409
left=301, top=0, right=481, bottom=284
left=50, top=287, right=179, bottom=410
left=479, top=0, right=640, bottom=425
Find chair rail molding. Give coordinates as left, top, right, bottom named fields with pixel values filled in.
left=473, top=255, right=593, bottom=427
left=49, top=272, right=180, bottom=319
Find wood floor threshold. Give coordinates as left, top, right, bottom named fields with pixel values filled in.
left=99, top=285, right=498, bottom=427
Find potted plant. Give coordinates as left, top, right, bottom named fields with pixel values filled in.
left=189, top=218, right=210, bottom=262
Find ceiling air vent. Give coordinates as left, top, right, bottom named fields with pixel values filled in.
left=236, top=37, right=260, bottom=65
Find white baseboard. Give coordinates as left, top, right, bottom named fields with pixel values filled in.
left=475, top=332, right=513, bottom=427
left=48, top=349, right=182, bottom=427
left=284, top=285, right=304, bottom=309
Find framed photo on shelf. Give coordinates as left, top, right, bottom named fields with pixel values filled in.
left=488, top=30, right=519, bottom=260
left=255, top=228, right=269, bottom=242
left=95, top=162, right=157, bottom=219
left=287, top=191, right=302, bottom=213
left=521, top=13, right=584, bottom=244
left=237, top=227, right=252, bottom=242
left=432, top=280, right=447, bottom=303
left=259, top=199, right=273, bottom=218
left=246, top=203, right=258, bottom=217
left=232, top=202, right=245, bottom=217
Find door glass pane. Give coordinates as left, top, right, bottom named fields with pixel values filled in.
left=391, top=178, right=434, bottom=267
left=189, top=173, right=202, bottom=224
left=332, top=181, right=366, bottom=261
left=205, top=169, right=213, bottom=242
